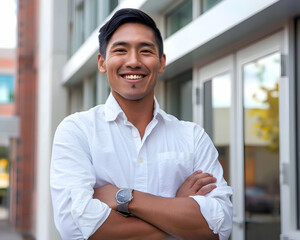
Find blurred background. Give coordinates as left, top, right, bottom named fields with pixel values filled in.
left=0, top=0, right=300, bottom=239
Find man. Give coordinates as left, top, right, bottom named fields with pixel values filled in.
left=50, top=8, right=232, bottom=240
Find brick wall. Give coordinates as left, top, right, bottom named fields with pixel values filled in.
left=10, top=0, right=38, bottom=237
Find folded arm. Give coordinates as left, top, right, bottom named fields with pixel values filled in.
left=89, top=210, right=169, bottom=240
left=92, top=171, right=219, bottom=240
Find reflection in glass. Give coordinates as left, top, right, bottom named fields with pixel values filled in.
left=243, top=52, right=280, bottom=240
left=204, top=72, right=231, bottom=182
left=166, top=0, right=193, bottom=37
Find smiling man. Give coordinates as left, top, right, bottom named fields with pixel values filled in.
left=50, top=8, right=232, bottom=240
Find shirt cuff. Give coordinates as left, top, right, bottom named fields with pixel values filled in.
left=71, top=188, right=111, bottom=239
left=189, top=195, right=227, bottom=240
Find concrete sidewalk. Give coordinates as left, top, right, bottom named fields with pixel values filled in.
left=0, top=207, right=23, bottom=240
left=0, top=219, right=23, bottom=240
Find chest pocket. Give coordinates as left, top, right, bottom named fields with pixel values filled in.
left=157, top=152, right=193, bottom=197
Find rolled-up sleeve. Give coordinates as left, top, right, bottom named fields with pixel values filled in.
left=191, top=126, right=233, bottom=240
left=50, top=115, right=111, bottom=240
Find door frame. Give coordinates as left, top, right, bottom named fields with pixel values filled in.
left=197, top=31, right=285, bottom=240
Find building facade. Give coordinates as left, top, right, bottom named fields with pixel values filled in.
left=7, top=0, right=39, bottom=238
left=35, top=0, right=300, bottom=239
left=0, top=48, right=18, bottom=222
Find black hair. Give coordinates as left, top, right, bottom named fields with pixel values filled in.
left=98, top=8, right=164, bottom=59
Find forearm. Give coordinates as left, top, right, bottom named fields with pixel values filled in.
left=89, top=209, right=169, bottom=240
left=129, top=191, right=219, bottom=240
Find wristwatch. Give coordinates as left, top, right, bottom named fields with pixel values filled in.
left=115, top=188, right=133, bottom=216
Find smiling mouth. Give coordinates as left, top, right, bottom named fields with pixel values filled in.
left=122, top=74, right=146, bottom=80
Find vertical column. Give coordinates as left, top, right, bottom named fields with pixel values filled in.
left=12, top=0, right=38, bottom=234
left=36, top=0, right=68, bottom=239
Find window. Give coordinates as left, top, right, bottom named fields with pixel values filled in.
left=87, top=0, right=99, bottom=36
left=103, top=0, right=118, bottom=20
left=109, top=0, right=118, bottom=13
left=92, top=73, right=98, bottom=106
left=243, top=52, right=281, bottom=239
left=69, top=0, right=85, bottom=55
left=166, top=0, right=193, bottom=38
left=201, top=0, right=223, bottom=13
left=69, top=82, right=83, bottom=114
left=0, top=75, right=14, bottom=104
left=165, top=70, right=193, bottom=121
left=203, top=72, right=231, bottom=182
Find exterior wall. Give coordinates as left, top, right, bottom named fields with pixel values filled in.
left=35, top=0, right=68, bottom=239
left=11, top=0, right=38, bottom=236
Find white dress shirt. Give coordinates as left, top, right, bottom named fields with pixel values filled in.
left=50, top=93, right=233, bottom=240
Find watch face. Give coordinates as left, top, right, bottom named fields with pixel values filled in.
left=117, top=189, right=131, bottom=203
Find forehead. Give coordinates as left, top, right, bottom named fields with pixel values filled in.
left=108, top=23, right=157, bottom=47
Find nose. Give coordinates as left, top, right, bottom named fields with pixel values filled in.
left=125, top=51, right=141, bottom=69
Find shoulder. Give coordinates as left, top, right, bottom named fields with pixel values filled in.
left=56, top=105, right=105, bottom=135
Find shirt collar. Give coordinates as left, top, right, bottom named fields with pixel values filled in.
left=104, top=92, right=170, bottom=122
left=104, top=93, right=124, bottom=122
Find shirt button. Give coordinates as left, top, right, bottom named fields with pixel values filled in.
left=132, top=131, right=138, bottom=138
left=72, top=209, right=77, bottom=215
left=138, top=157, right=144, bottom=163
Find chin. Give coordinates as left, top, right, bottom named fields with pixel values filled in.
left=121, top=94, right=145, bottom=101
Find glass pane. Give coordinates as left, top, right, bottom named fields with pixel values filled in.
left=72, top=1, right=85, bottom=54
left=0, top=75, right=14, bottom=103
left=88, top=0, right=98, bottom=36
left=109, top=0, right=118, bottom=12
left=204, top=72, right=231, bottom=182
left=166, top=0, right=193, bottom=37
left=202, top=0, right=223, bottom=13
left=243, top=52, right=280, bottom=240
left=166, top=70, right=193, bottom=121
left=69, top=83, right=84, bottom=114
left=93, top=73, right=98, bottom=106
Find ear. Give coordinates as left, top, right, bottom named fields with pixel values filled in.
left=98, top=54, right=107, bottom=73
left=158, top=54, right=166, bottom=74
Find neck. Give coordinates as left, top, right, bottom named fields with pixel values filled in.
left=112, top=92, right=155, bottom=139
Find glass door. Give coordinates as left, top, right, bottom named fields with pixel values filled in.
left=242, top=52, right=281, bottom=239
left=198, top=55, right=234, bottom=189
left=237, top=31, right=283, bottom=240
left=198, top=31, right=284, bottom=240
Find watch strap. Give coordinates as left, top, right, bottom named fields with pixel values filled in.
left=117, top=202, right=130, bottom=214
left=116, top=188, right=133, bottom=216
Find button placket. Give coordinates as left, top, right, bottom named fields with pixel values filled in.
left=132, top=129, right=138, bottom=138
left=134, top=147, right=147, bottom=192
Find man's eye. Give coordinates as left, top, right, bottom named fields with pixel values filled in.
left=141, top=50, right=152, bottom=53
left=115, top=49, right=126, bottom=52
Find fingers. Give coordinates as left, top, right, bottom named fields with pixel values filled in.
left=192, top=173, right=217, bottom=192
left=196, top=184, right=217, bottom=196
left=176, top=170, right=217, bottom=197
left=184, top=170, right=203, bottom=187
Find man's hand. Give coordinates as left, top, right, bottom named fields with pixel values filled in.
left=176, top=170, right=217, bottom=197
left=93, top=184, right=119, bottom=210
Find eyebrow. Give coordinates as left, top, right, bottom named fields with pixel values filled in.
left=111, top=41, right=156, bottom=48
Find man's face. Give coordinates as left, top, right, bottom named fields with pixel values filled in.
left=98, top=23, right=166, bottom=101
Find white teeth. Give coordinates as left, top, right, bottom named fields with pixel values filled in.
left=124, top=75, right=143, bottom=80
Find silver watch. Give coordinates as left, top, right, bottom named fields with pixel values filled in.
left=115, top=188, right=133, bottom=216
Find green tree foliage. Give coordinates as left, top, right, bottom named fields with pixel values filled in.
left=249, top=59, right=279, bottom=152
